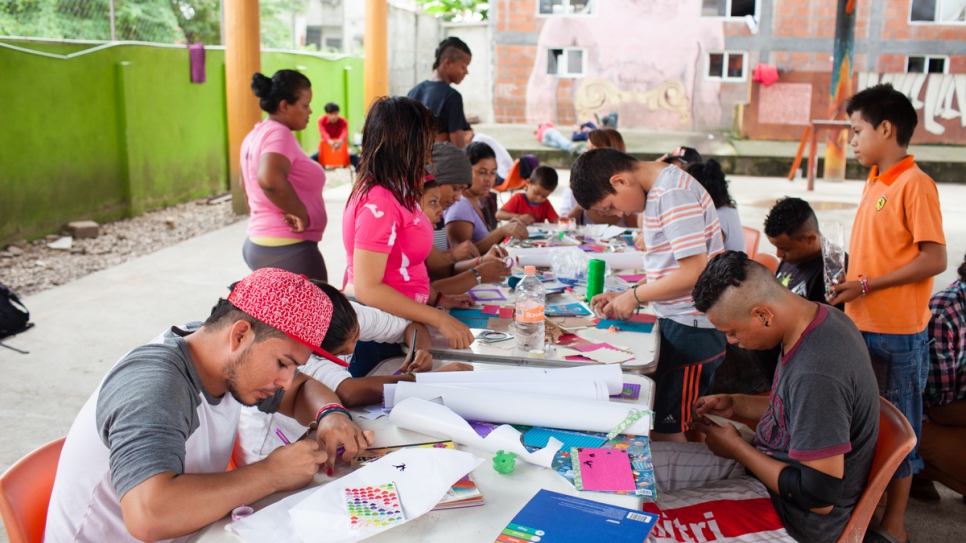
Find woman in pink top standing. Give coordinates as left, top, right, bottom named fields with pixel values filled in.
left=343, top=96, right=475, bottom=349
left=241, top=70, right=329, bottom=280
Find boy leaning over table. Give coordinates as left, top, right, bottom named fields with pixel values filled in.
left=44, top=268, right=373, bottom=543
left=570, top=147, right=726, bottom=443
left=640, top=251, right=879, bottom=543
left=827, top=83, right=947, bottom=543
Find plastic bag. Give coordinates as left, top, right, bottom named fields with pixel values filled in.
left=822, top=223, right=847, bottom=301
left=549, top=247, right=590, bottom=284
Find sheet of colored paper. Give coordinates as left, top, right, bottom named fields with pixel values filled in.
left=547, top=435, right=657, bottom=498
left=545, top=303, right=592, bottom=317
left=556, top=334, right=588, bottom=347
left=610, top=383, right=641, bottom=400
left=481, top=305, right=500, bottom=316
left=564, top=355, right=597, bottom=363
left=572, top=448, right=636, bottom=492
left=573, top=342, right=624, bottom=353
left=498, top=307, right=514, bottom=319
left=455, top=317, right=490, bottom=328
left=628, top=313, right=657, bottom=324
left=523, top=427, right=607, bottom=451
left=469, top=288, right=506, bottom=302
left=617, top=274, right=646, bottom=283
left=596, top=319, right=654, bottom=334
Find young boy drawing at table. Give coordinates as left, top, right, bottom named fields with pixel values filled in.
left=570, top=147, right=725, bottom=442
left=827, top=84, right=947, bottom=543
left=496, top=166, right=559, bottom=224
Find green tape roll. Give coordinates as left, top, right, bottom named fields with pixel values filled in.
left=585, top=259, right=606, bottom=300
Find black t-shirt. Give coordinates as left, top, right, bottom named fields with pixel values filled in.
left=407, top=80, right=467, bottom=135
left=775, top=254, right=848, bottom=311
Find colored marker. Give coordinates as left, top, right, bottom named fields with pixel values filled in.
left=274, top=428, right=290, bottom=445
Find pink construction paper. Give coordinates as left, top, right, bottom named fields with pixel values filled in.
left=556, top=334, right=586, bottom=346
left=498, top=307, right=514, bottom=319
left=481, top=305, right=500, bottom=316
left=617, top=274, right=646, bottom=283
left=573, top=342, right=622, bottom=353
left=577, top=448, right=636, bottom=491
left=628, top=313, right=657, bottom=324
left=564, top=355, right=596, bottom=363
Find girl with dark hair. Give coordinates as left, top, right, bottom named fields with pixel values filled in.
left=685, top=159, right=746, bottom=253
left=235, top=280, right=471, bottom=466
left=407, top=37, right=473, bottom=148
left=240, top=70, right=331, bottom=280
left=559, top=128, right=629, bottom=227
left=444, top=142, right=528, bottom=253
left=343, top=96, right=476, bottom=351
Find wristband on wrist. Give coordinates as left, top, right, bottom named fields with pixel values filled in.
left=632, top=285, right=644, bottom=305
left=470, top=267, right=482, bottom=285
left=858, top=275, right=870, bottom=296
left=433, top=291, right=443, bottom=307
left=315, top=403, right=351, bottom=426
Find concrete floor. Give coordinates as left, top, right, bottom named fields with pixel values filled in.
left=2, top=174, right=965, bottom=542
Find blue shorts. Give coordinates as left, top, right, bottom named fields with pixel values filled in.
left=863, top=329, right=930, bottom=479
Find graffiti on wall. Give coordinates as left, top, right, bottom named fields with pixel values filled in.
left=858, top=72, right=966, bottom=136
left=575, top=77, right=692, bottom=125
left=525, top=0, right=725, bottom=130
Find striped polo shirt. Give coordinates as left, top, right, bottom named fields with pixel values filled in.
left=642, top=166, right=724, bottom=327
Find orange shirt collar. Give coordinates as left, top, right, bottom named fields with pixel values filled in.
left=868, top=155, right=915, bottom=186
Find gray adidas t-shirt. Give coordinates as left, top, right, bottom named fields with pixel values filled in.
left=755, top=305, right=879, bottom=543
left=96, top=323, right=284, bottom=497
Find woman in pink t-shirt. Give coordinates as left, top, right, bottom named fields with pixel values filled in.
left=241, top=70, right=329, bottom=280
left=343, top=97, right=475, bottom=349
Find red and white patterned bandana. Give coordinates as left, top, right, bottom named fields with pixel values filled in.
left=228, top=268, right=346, bottom=365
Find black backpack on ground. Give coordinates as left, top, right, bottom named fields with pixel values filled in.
left=0, top=281, right=31, bottom=340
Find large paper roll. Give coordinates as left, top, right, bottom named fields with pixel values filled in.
left=390, top=384, right=651, bottom=435
left=515, top=247, right=644, bottom=270
left=384, top=380, right=608, bottom=408
left=414, top=364, right=624, bottom=394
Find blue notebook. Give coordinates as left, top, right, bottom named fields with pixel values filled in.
left=496, top=489, right=658, bottom=543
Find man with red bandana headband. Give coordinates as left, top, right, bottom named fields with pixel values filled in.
left=45, top=268, right=372, bottom=543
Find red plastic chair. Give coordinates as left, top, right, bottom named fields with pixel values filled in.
left=0, top=437, right=66, bottom=543
left=754, top=253, right=781, bottom=274
left=743, top=226, right=761, bottom=259
left=492, top=159, right=528, bottom=193
left=319, top=141, right=350, bottom=168
left=834, top=398, right=917, bottom=543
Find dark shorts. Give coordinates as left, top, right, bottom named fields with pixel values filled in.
left=863, top=329, right=929, bottom=479
left=652, top=318, right=727, bottom=434
left=242, top=238, right=328, bottom=281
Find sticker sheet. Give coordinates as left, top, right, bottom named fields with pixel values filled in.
left=571, top=448, right=637, bottom=492
left=345, top=483, right=405, bottom=529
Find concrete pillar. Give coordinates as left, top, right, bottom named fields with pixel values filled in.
left=824, top=0, right=856, bottom=182
left=225, top=0, right=262, bottom=215
left=364, top=0, right=388, bottom=112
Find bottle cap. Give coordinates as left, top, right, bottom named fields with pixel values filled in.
left=524, top=265, right=537, bottom=275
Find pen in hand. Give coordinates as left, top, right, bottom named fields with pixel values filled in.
left=398, top=328, right=419, bottom=373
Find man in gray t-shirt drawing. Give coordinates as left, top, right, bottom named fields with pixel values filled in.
left=650, top=251, right=878, bottom=543
left=45, top=268, right=373, bottom=543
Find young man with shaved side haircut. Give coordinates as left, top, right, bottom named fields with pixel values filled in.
left=641, top=251, right=879, bottom=543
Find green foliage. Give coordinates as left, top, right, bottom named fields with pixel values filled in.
left=0, top=0, right=184, bottom=42
left=170, top=0, right=220, bottom=44
left=416, top=0, right=488, bottom=22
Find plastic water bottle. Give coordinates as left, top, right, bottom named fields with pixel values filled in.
left=514, top=266, right=546, bottom=352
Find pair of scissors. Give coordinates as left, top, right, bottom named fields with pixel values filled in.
left=476, top=331, right=513, bottom=344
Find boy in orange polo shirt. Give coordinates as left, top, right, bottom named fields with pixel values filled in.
left=828, top=84, right=947, bottom=543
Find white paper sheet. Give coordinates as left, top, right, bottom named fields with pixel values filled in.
left=388, top=398, right=562, bottom=468
left=414, top=364, right=624, bottom=394
left=287, top=449, right=482, bottom=543
left=385, top=380, right=609, bottom=408
left=598, top=225, right=628, bottom=240
left=227, top=448, right=481, bottom=543
left=514, top=248, right=644, bottom=270
left=390, top=386, right=651, bottom=435
left=704, top=414, right=757, bottom=443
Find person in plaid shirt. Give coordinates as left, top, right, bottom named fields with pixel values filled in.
left=913, top=253, right=966, bottom=503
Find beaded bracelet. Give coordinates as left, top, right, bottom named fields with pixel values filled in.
left=858, top=274, right=870, bottom=296
left=315, top=403, right=352, bottom=426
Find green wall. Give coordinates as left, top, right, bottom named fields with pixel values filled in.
left=0, top=40, right=363, bottom=244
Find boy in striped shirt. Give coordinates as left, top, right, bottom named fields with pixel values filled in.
left=572, top=148, right=726, bottom=441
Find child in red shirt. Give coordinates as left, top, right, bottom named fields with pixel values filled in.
left=496, top=166, right=559, bottom=224
left=319, top=102, right=348, bottom=152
